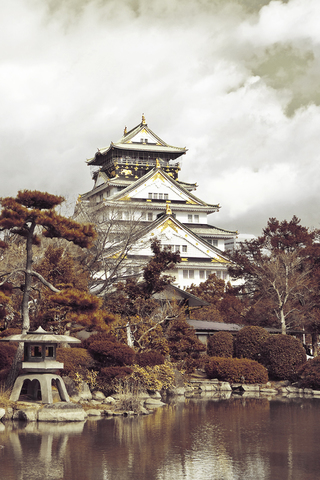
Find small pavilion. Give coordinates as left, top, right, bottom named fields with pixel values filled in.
left=0, top=326, right=81, bottom=403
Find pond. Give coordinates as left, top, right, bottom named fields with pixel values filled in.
left=1, top=395, right=320, bottom=480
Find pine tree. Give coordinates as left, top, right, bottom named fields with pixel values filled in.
left=0, top=190, right=97, bottom=385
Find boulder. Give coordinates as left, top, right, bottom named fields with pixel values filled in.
left=144, top=398, right=166, bottom=409
left=92, top=391, right=106, bottom=402
left=240, top=385, right=260, bottom=392
left=2, top=407, right=13, bottom=421
left=149, top=392, right=161, bottom=399
left=259, top=388, right=278, bottom=396
left=173, top=369, right=185, bottom=387
left=199, top=384, right=217, bottom=392
left=13, top=406, right=39, bottom=422
left=86, top=409, right=103, bottom=416
left=219, top=382, right=232, bottom=391
left=167, top=387, right=186, bottom=396
left=104, top=396, right=116, bottom=404
left=37, top=402, right=87, bottom=422
left=62, top=376, right=92, bottom=402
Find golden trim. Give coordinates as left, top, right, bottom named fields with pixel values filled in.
left=152, top=171, right=165, bottom=182
left=159, top=218, right=179, bottom=233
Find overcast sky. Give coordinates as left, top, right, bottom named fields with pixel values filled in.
left=1, top=0, right=320, bottom=236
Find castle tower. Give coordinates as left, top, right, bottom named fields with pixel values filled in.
left=74, top=116, right=237, bottom=289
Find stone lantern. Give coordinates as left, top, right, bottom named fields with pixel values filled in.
left=0, top=326, right=81, bottom=403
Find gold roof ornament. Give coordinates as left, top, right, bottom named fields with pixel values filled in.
left=142, top=114, right=146, bottom=125
left=166, top=203, right=172, bottom=215
left=156, top=158, right=161, bottom=168
left=124, top=126, right=127, bottom=135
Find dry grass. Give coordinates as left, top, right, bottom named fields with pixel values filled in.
left=0, top=383, right=14, bottom=409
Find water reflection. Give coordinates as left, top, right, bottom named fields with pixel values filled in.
left=1, top=397, right=320, bottom=480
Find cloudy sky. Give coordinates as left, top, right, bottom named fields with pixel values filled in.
left=1, top=0, right=320, bottom=236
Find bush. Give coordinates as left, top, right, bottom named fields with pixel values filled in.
left=129, top=363, right=176, bottom=392
left=234, top=326, right=269, bottom=362
left=207, top=332, right=234, bottom=358
left=136, top=351, right=165, bottom=367
left=97, top=366, right=134, bottom=396
left=261, top=334, right=306, bottom=381
left=205, top=356, right=268, bottom=384
left=56, top=347, right=95, bottom=376
left=83, top=332, right=136, bottom=367
left=167, top=318, right=206, bottom=361
left=99, top=366, right=134, bottom=384
left=298, top=356, right=320, bottom=390
left=0, top=343, right=17, bottom=370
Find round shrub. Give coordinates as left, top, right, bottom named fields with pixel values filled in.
left=97, top=366, right=134, bottom=396
left=56, top=347, right=95, bottom=376
left=205, top=356, right=268, bottom=384
left=0, top=343, right=17, bottom=370
left=235, top=326, right=269, bottom=362
left=83, top=332, right=136, bottom=367
left=207, top=332, right=234, bottom=358
left=261, top=334, right=306, bottom=381
left=136, top=351, right=165, bottom=367
left=298, top=356, right=320, bottom=390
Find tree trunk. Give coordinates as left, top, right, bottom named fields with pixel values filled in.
left=21, top=221, right=35, bottom=333
left=280, top=309, right=287, bottom=335
left=6, top=222, right=35, bottom=388
left=312, top=333, right=318, bottom=357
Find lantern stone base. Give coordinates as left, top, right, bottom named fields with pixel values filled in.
left=10, top=373, right=70, bottom=404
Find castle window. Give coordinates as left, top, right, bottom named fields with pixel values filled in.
left=159, top=193, right=163, bottom=200
left=164, top=194, right=169, bottom=200
left=153, top=193, right=158, bottom=199
left=182, top=245, right=187, bottom=253
left=148, top=193, right=152, bottom=199
left=147, top=212, right=153, bottom=221
left=187, top=214, right=199, bottom=223
left=183, top=270, right=194, bottom=279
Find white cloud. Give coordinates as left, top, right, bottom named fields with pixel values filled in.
left=1, top=0, right=320, bottom=236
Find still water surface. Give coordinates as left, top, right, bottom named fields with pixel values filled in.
left=1, top=396, right=320, bottom=480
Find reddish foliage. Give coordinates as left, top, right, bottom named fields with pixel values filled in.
left=207, top=332, right=234, bottom=358
left=234, top=326, right=270, bottom=362
left=136, top=351, right=165, bottom=367
left=56, top=347, right=95, bottom=376
left=0, top=343, right=17, bottom=370
left=99, top=366, right=133, bottom=384
left=205, top=356, right=268, bottom=384
left=83, top=332, right=136, bottom=367
left=261, top=334, right=306, bottom=381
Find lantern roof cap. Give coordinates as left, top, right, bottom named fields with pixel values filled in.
left=0, top=327, right=81, bottom=344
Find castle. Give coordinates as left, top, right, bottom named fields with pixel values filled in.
left=74, top=115, right=237, bottom=290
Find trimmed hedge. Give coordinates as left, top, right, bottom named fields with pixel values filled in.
left=298, top=356, right=320, bottom=390
left=56, top=347, right=95, bottom=376
left=136, top=351, right=165, bottom=367
left=0, top=343, right=17, bottom=370
left=205, top=356, right=268, bottom=384
left=83, top=332, right=136, bottom=367
left=207, top=332, right=234, bottom=358
left=261, top=334, right=306, bottom=381
left=234, top=326, right=269, bottom=362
